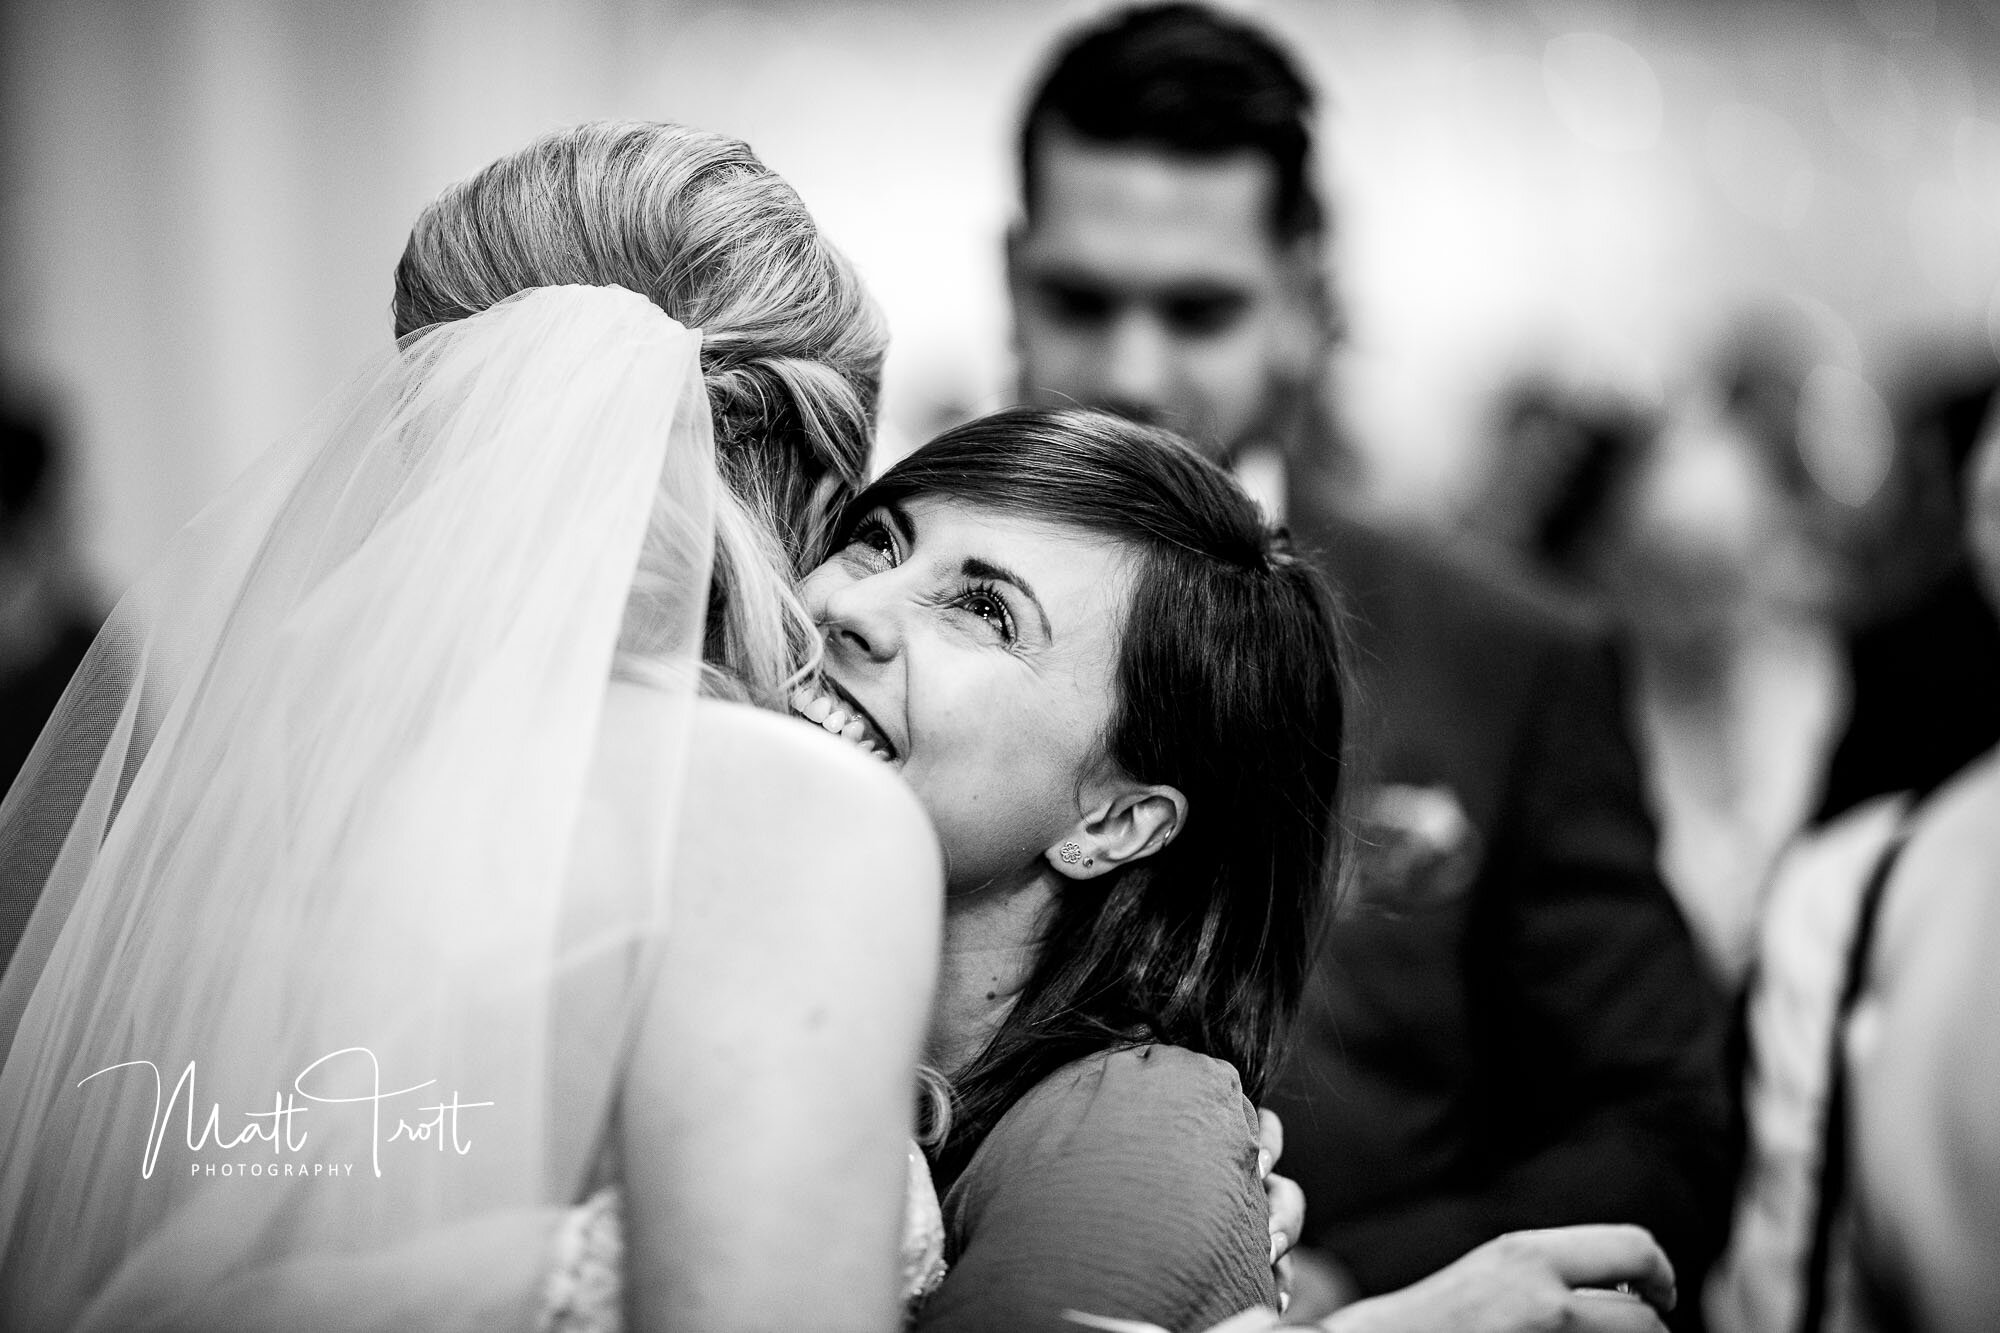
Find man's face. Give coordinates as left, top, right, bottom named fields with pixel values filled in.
left=1009, top=126, right=1317, bottom=460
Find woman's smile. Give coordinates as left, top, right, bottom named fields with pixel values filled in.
left=789, top=679, right=898, bottom=761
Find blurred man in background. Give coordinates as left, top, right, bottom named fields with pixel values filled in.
left=1005, top=5, right=1735, bottom=1323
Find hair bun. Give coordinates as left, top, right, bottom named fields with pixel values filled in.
left=702, top=358, right=780, bottom=441
left=712, top=355, right=872, bottom=486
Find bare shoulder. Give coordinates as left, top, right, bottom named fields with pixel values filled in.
left=621, top=697, right=940, bottom=1331
left=686, top=699, right=934, bottom=850
left=679, top=698, right=941, bottom=918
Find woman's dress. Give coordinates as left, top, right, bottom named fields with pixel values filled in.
left=916, top=1045, right=1274, bottom=1333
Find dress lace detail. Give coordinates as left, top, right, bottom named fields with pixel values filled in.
left=542, top=1188, right=624, bottom=1333
left=539, top=1142, right=948, bottom=1332
left=900, top=1141, right=950, bottom=1313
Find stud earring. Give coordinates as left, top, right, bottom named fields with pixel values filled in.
left=1058, top=842, right=1083, bottom=865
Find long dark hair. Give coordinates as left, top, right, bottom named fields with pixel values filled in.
left=852, top=407, right=1350, bottom=1184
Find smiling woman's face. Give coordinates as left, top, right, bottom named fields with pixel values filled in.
left=797, top=495, right=1135, bottom=893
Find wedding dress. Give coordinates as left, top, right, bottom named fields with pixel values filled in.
left=540, top=1146, right=948, bottom=1331
left=0, top=284, right=937, bottom=1329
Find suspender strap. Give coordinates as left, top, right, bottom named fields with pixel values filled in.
left=1796, top=820, right=1912, bottom=1333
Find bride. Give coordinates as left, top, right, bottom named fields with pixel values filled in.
left=0, top=121, right=940, bottom=1332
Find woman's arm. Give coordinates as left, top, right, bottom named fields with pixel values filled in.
left=619, top=704, right=942, bottom=1332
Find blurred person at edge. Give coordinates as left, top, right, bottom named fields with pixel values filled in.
left=0, top=401, right=99, bottom=798
left=1683, top=318, right=2000, bottom=829
left=1706, top=395, right=2000, bottom=1333
left=1464, top=373, right=1845, bottom=990
left=1605, top=389, right=1842, bottom=993
left=1460, top=381, right=1654, bottom=571
left=1003, top=5, right=1734, bottom=1328
left=0, top=401, right=102, bottom=972
left=1813, top=359, right=2000, bottom=826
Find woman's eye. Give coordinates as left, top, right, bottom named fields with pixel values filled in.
left=959, top=587, right=1015, bottom=642
left=844, top=517, right=898, bottom=570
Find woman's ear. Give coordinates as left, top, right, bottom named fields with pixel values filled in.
left=1043, top=784, right=1187, bottom=881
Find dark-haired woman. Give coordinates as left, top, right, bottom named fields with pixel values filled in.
left=794, top=406, right=1343, bottom=1330
left=797, top=407, right=1679, bottom=1333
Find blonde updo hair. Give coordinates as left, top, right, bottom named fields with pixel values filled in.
left=392, top=120, right=885, bottom=702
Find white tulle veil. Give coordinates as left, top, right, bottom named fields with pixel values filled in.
left=0, top=284, right=714, bottom=1330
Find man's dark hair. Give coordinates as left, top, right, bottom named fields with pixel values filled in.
left=1018, top=2, right=1325, bottom=243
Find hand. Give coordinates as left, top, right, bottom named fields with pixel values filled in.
left=1256, top=1108, right=1305, bottom=1313
left=1325, top=1225, right=1676, bottom=1333
left=1284, top=1248, right=1363, bottom=1324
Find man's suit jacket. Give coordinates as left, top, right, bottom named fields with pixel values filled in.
left=1266, top=496, right=1736, bottom=1313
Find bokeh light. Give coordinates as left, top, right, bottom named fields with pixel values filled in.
left=1542, top=31, right=1664, bottom=152
left=1797, top=362, right=1898, bottom=508
left=1707, top=101, right=1816, bottom=230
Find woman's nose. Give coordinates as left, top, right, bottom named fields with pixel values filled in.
left=816, top=575, right=903, bottom=663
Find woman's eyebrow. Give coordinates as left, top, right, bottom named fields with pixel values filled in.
left=961, top=557, right=1052, bottom=639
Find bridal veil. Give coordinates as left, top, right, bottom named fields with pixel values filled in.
left=0, top=285, right=713, bottom=1330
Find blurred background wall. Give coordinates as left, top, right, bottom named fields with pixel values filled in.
left=2, top=0, right=1997, bottom=600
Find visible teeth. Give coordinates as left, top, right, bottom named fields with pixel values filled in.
left=791, top=683, right=895, bottom=763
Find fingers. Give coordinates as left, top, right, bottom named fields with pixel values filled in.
left=1266, top=1171, right=1306, bottom=1265
left=1256, top=1107, right=1285, bottom=1175
left=1516, top=1224, right=1677, bottom=1313
left=1285, top=1248, right=1363, bottom=1323
left=1070, top=1310, right=1285, bottom=1333
left=1190, top=1308, right=1286, bottom=1333
left=1567, top=1286, right=1670, bottom=1333
left=1062, top=1313, right=1170, bottom=1333
left=1257, top=1108, right=1302, bottom=1281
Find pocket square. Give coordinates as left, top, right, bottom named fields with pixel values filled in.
left=1352, top=782, right=1483, bottom=910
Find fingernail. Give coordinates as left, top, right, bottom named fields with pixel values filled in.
left=1269, top=1231, right=1282, bottom=1265
left=1257, top=1149, right=1273, bottom=1178
left=1279, top=1292, right=1291, bottom=1315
